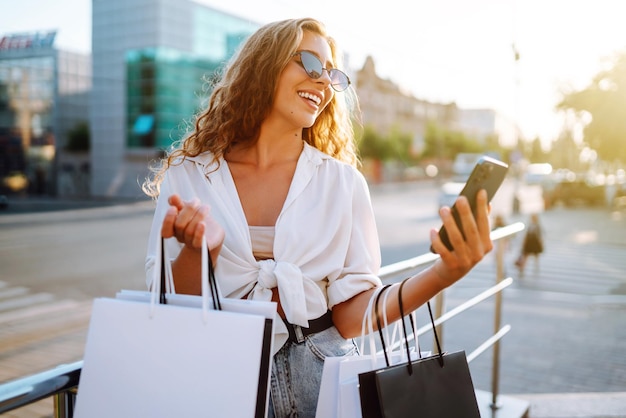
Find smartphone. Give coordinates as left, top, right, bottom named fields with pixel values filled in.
left=431, top=156, right=509, bottom=253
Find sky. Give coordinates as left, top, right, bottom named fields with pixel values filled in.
left=2, top=0, right=624, bottom=147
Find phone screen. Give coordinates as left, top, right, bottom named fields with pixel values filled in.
left=431, top=156, right=509, bottom=253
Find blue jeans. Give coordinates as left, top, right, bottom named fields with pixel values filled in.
left=268, top=326, right=358, bottom=418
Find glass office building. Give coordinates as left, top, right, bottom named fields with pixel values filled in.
left=91, top=0, right=258, bottom=197
left=0, top=31, right=91, bottom=197
left=126, top=47, right=214, bottom=149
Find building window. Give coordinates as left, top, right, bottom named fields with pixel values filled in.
left=126, top=47, right=224, bottom=150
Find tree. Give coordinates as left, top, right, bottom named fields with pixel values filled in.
left=557, top=50, right=626, bottom=163
left=529, top=137, right=548, bottom=163
left=386, top=126, right=415, bottom=165
left=357, top=125, right=415, bottom=163
left=358, top=125, right=389, bottom=160
left=421, top=120, right=483, bottom=160
left=550, top=130, right=580, bottom=170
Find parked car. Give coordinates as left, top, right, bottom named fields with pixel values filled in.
left=524, top=163, right=552, bottom=185
left=438, top=180, right=466, bottom=209
left=544, top=174, right=606, bottom=207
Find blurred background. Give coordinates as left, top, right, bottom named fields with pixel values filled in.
left=0, top=0, right=624, bottom=203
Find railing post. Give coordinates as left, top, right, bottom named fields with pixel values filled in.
left=53, top=387, right=77, bottom=418
left=490, top=237, right=506, bottom=409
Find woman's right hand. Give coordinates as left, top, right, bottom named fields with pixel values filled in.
left=161, top=194, right=225, bottom=258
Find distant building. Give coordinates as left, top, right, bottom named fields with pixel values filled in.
left=90, top=0, right=258, bottom=198
left=355, top=56, right=453, bottom=157
left=456, top=107, right=519, bottom=148
left=354, top=55, right=518, bottom=154
left=0, top=30, right=91, bottom=196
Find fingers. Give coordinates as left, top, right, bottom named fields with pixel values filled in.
left=162, top=194, right=185, bottom=238
left=430, top=190, right=493, bottom=276
left=474, top=190, right=494, bottom=252
left=173, top=199, right=209, bottom=246
left=455, top=190, right=492, bottom=257
left=161, top=195, right=213, bottom=251
left=429, top=205, right=456, bottom=255
left=428, top=191, right=493, bottom=287
left=168, top=194, right=184, bottom=210
left=161, top=206, right=179, bottom=238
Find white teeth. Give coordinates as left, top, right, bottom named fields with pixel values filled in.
left=298, top=91, right=321, bottom=105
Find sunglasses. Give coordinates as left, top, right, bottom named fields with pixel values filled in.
left=293, top=51, right=351, bottom=92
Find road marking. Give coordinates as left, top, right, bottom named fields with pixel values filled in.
left=0, top=292, right=55, bottom=314
left=0, top=286, right=29, bottom=300
left=0, top=298, right=83, bottom=325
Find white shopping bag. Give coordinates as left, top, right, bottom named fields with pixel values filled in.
left=317, top=285, right=396, bottom=418
left=337, top=350, right=425, bottom=418
left=316, top=284, right=427, bottom=418
left=316, top=346, right=425, bottom=418
left=114, top=289, right=276, bottom=417
left=74, top=237, right=276, bottom=418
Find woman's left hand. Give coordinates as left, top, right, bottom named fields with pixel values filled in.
left=429, top=189, right=493, bottom=287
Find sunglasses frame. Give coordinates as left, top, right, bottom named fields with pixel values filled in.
left=293, top=51, right=351, bottom=92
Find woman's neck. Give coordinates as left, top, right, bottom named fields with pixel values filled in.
left=227, top=131, right=304, bottom=169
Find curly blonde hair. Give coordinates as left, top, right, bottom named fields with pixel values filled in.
left=142, top=17, right=361, bottom=198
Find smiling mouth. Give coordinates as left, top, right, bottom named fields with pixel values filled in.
left=298, top=91, right=321, bottom=106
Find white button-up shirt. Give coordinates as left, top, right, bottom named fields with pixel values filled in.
left=145, top=143, right=382, bottom=352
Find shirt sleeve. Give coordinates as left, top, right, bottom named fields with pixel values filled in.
left=326, top=169, right=382, bottom=309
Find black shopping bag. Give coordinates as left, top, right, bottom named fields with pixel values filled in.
left=359, top=280, right=481, bottom=418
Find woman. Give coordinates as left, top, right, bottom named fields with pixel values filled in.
left=143, top=17, right=493, bottom=417
left=516, top=213, right=544, bottom=276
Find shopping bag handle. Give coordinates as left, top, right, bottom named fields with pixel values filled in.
left=157, top=236, right=222, bottom=319
left=200, top=235, right=221, bottom=311
left=159, top=236, right=168, bottom=305
left=359, top=284, right=392, bottom=359
left=425, top=299, right=444, bottom=367
left=397, top=279, right=422, bottom=376
left=371, top=282, right=423, bottom=368
left=358, top=284, right=412, bottom=369
left=374, top=284, right=393, bottom=365
left=397, top=279, right=445, bottom=372
left=149, top=237, right=166, bottom=314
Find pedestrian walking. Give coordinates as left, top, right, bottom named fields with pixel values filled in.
left=515, top=213, right=544, bottom=277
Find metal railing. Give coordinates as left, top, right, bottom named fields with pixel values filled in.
left=0, top=222, right=526, bottom=417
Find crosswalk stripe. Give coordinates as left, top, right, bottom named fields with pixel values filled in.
left=0, top=286, right=29, bottom=300
left=457, top=238, right=626, bottom=298
left=0, top=292, right=55, bottom=313
left=0, top=298, right=84, bottom=325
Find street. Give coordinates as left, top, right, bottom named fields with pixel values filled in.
left=1, top=179, right=626, bottom=416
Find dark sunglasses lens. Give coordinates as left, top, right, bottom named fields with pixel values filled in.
left=329, top=70, right=350, bottom=92
left=300, top=52, right=323, bottom=79
left=299, top=51, right=350, bottom=92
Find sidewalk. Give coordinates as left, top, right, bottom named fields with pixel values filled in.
left=0, top=194, right=149, bottom=215
left=517, top=392, right=626, bottom=418
left=488, top=206, right=626, bottom=418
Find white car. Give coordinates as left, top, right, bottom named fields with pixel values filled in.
left=438, top=180, right=466, bottom=209
left=524, top=163, right=552, bottom=185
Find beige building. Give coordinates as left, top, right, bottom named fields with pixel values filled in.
left=354, top=55, right=518, bottom=155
